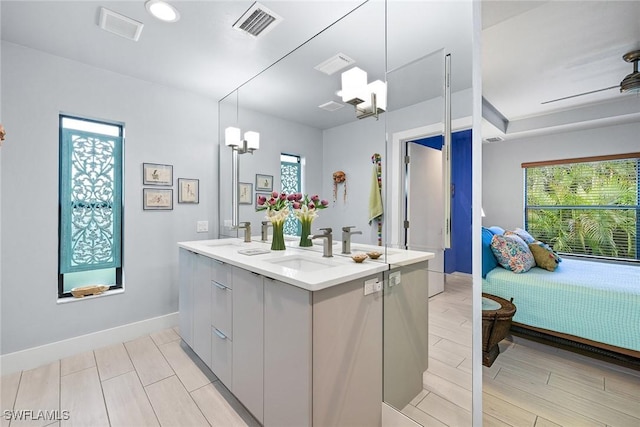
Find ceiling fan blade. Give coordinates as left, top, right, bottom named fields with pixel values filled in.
left=541, top=85, right=619, bottom=104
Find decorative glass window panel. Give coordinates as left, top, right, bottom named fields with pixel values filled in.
left=59, top=116, right=123, bottom=277
left=281, top=154, right=302, bottom=236
left=524, top=154, right=639, bottom=261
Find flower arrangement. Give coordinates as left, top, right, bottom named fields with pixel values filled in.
left=256, top=191, right=329, bottom=248
left=256, top=191, right=291, bottom=225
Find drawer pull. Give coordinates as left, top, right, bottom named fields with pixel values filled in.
left=213, top=281, right=228, bottom=290
left=213, top=328, right=227, bottom=339
left=212, top=258, right=225, bottom=265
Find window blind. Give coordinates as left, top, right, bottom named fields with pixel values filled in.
left=523, top=153, right=639, bottom=261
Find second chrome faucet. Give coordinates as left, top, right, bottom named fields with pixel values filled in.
left=341, top=226, right=362, bottom=254
left=311, top=227, right=333, bottom=257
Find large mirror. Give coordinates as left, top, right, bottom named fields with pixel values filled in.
left=218, top=1, right=475, bottom=425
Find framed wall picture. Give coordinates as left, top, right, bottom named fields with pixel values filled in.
left=178, top=178, right=199, bottom=204
left=255, top=174, right=273, bottom=191
left=255, top=192, right=271, bottom=210
left=239, top=182, right=253, bottom=204
left=143, top=163, right=173, bottom=186
left=143, top=188, right=173, bottom=210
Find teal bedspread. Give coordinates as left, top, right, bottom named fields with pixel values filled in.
left=483, top=259, right=640, bottom=352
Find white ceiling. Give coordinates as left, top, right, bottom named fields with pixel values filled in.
left=482, top=0, right=640, bottom=140
left=3, top=1, right=636, bottom=136
left=1, top=1, right=473, bottom=130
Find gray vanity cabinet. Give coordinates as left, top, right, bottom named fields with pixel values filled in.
left=178, top=248, right=194, bottom=347
left=264, top=278, right=312, bottom=427
left=192, top=253, right=213, bottom=366
left=211, top=259, right=233, bottom=387
left=231, top=267, right=264, bottom=424
left=178, top=248, right=212, bottom=364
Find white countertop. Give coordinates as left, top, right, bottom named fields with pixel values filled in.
left=178, top=238, right=433, bottom=292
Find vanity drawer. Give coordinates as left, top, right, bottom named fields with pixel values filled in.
left=211, top=280, right=232, bottom=339
left=211, top=258, right=232, bottom=288
left=211, top=327, right=232, bottom=389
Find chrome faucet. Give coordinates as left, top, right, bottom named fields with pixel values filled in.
left=236, top=221, right=252, bottom=243
left=261, top=221, right=272, bottom=242
left=311, top=227, right=333, bottom=257
left=341, top=226, right=362, bottom=254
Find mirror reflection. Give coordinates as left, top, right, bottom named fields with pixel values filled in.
left=218, top=1, right=475, bottom=425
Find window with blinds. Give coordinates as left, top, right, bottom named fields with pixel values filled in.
left=523, top=153, right=639, bottom=261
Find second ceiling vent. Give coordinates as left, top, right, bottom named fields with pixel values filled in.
left=233, top=2, right=283, bottom=39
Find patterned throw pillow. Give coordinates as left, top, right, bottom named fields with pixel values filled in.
left=505, top=227, right=536, bottom=244
left=490, top=234, right=536, bottom=273
left=528, top=241, right=561, bottom=271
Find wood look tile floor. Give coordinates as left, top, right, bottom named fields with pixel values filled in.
left=3, top=279, right=639, bottom=427
left=402, top=273, right=640, bottom=427
left=0, top=327, right=259, bottom=427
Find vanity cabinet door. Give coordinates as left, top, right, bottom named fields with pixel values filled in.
left=178, top=248, right=194, bottom=347
left=211, top=327, right=232, bottom=388
left=232, top=267, right=264, bottom=424
left=192, top=254, right=212, bottom=367
left=211, top=279, right=232, bottom=339
left=264, top=278, right=312, bottom=427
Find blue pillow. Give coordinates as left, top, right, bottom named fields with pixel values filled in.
left=482, top=227, right=499, bottom=278
left=488, top=226, right=505, bottom=236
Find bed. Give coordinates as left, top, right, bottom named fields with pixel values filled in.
left=483, top=258, right=640, bottom=358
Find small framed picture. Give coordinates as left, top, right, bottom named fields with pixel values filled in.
left=239, top=182, right=253, bottom=205
left=256, top=192, right=271, bottom=210
left=178, top=178, right=199, bottom=204
left=143, top=188, right=173, bottom=210
left=255, top=174, right=273, bottom=191
left=143, top=163, right=173, bottom=186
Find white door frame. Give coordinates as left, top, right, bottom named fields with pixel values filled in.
left=388, top=116, right=472, bottom=250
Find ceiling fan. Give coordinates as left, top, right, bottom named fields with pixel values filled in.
left=542, top=49, right=640, bottom=104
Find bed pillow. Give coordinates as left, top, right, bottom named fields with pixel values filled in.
left=506, top=227, right=536, bottom=244
left=528, top=241, right=561, bottom=271
left=490, top=233, right=536, bottom=273
left=488, top=226, right=505, bottom=236
left=482, top=227, right=499, bottom=278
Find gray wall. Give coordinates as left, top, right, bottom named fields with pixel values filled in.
left=1, top=42, right=218, bottom=354
left=482, top=121, right=640, bottom=230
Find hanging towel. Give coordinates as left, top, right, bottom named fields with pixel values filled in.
left=369, top=164, right=383, bottom=223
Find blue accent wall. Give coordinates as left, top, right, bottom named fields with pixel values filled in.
left=412, top=129, right=472, bottom=274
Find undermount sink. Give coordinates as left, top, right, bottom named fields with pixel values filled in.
left=265, top=256, right=337, bottom=272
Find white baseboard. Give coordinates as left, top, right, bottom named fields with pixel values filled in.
left=0, top=312, right=179, bottom=375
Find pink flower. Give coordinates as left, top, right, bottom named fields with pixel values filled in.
left=295, top=193, right=303, bottom=201
left=321, top=199, right=329, bottom=207
left=279, top=193, right=287, bottom=200
left=287, top=194, right=296, bottom=201
left=293, top=202, right=301, bottom=209
left=272, top=191, right=279, bottom=198
left=257, top=195, right=267, bottom=205
left=311, top=195, right=320, bottom=202
left=268, top=197, right=276, bottom=205
left=308, top=202, right=315, bottom=209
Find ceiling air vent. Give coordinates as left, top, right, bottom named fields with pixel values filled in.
left=233, top=2, right=283, bottom=39
left=483, top=136, right=504, bottom=143
left=99, top=7, right=144, bottom=41
left=318, top=101, right=345, bottom=112
left=314, top=53, right=356, bottom=75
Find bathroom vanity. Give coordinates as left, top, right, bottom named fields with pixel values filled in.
left=178, top=238, right=433, bottom=426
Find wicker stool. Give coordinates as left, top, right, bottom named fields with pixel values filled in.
left=482, top=293, right=516, bottom=367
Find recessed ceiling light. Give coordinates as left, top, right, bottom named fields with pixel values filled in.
left=145, top=0, right=180, bottom=23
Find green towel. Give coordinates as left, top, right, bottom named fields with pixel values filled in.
left=369, top=165, right=383, bottom=223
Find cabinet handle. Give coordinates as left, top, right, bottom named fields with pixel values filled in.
left=250, top=271, right=260, bottom=276
left=212, top=258, right=225, bottom=265
left=264, top=276, right=276, bottom=282
left=213, top=328, right=227, bottom=339
left=213, top=281, right=228, bottom=290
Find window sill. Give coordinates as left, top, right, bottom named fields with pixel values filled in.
left=57, top=288, right=124, bottom=304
